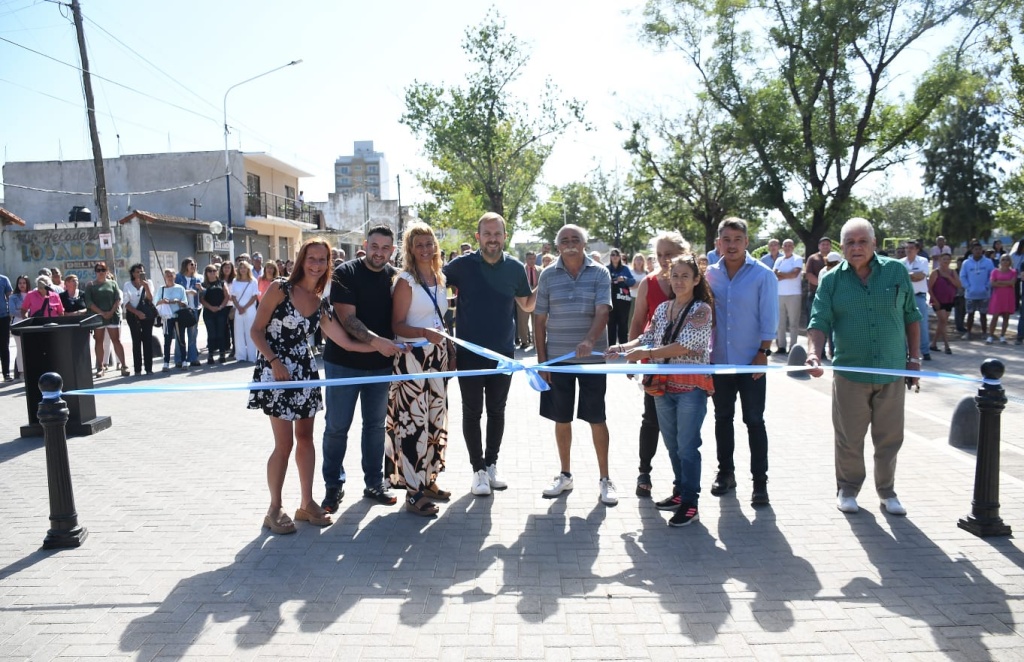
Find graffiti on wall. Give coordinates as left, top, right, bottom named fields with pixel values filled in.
left=14, top=227, right=133, bottom=282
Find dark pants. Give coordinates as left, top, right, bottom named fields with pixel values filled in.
left=163, top=318, right=186, bottom=365
left=608, top=299, right=631, bottom=345
left=0, top=315, right=9, bottom=377
left=126, top=314, right=155, bottom=374
left=712, top=373, right=769, bottom=480
left=638, top=392, right=660, bottom=474
left=458, top=369, right=513, bottom=472
left=203, top=308, right=230, bottom=355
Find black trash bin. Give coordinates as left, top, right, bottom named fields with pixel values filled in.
left=11, top=314, right=112, bottom=438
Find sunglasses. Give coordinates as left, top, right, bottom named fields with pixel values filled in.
left=95, top=267, right=107, bottom=272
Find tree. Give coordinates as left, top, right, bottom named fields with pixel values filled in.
left=587, top=169, right=655, bottom=255
left=522, top=182, right=597, bottom=248
left=401, top=10, right=587, bottom=233
left=995, top=167, right=1024, bottom=238
left=624, top=102, right=761, bottom=252
left=922, top=74, right=1006, bottom=244
left=641, top=0, right=1004, bottom=250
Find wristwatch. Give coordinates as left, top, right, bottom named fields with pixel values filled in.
left=759, top=348, right=772, bottom=357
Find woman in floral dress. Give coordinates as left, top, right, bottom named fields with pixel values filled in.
left=249, top=238, right=372, bottom=534
left=387, top=222, right=451, bottom=517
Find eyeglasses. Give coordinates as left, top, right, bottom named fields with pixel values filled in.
left=95, top=267, right=107, bottom=272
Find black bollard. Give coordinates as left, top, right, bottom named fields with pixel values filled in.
left=958, top=359, right=1012, bottom=537
left=37, top=372, right=88, bottom=549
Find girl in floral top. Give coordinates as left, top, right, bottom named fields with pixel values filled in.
left=606, top=254, right=714, bottom=528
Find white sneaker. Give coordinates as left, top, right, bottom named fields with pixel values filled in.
left=486, top=464, right=507, bottom=490
left=962, top=333, right=972, bottom=340
left=542, top=473, right=573, bottom=497
left=1000, top=336, right=1008, bottom=344
left=599, top=477, right=619, bottom=506
left=986, top=336, right=995, bottom=344
left=880, top=497, right=907, bottom=516
left=837, top=495, right=859, bottom=513
left=471, top=469, right=491, bottom=496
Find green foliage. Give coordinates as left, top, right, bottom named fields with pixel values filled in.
left=401, top=10, right=587, bottom=234
left=623, top=101, right=762, bottom=252
left=641, top=0, right=999, bottom=250
left=866, top=194, right=934, bottom=246
left=995, top=166, right=1024, bottom=237
left=586, top=169, right=656, bottom=255
left=922, top=71, right=1006, bottom=244
left=521, top=183, right=596, bottom=248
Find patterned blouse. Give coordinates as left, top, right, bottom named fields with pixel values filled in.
left=637, top=299, right=714, bottom=394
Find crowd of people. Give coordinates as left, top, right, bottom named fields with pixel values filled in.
left=1, top=219, right=1016, bottom=532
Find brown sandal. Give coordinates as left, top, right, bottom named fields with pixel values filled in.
left=295, top=507, right=332, bottom=527
left=422, top=483, right=451, bottom=501
left=405, top=491, right=439, bottom=517
left=263, top=510, right=297, bottom=535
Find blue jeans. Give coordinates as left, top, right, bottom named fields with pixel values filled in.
left=914, top=294, right=931, bottom=355
left=321, top=361, right=391, bottom=490
left=654, top=389, right=707, bottom=504
left=185, top=309, right=199, bottom=362
left=711, top=373, right=769, bottom=480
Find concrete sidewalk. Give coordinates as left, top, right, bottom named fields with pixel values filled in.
left=1, top=337, right=1023, bottom=660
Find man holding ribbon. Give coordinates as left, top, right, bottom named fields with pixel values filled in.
left=535, top=224, right=617, bottom=506
left=706, top=217, right=778, bottom=507
left=805, top=217, right=920, bottom=517
left=444, top=212, right=536, bottom=497
left=320, top=225, right=406, bottom=514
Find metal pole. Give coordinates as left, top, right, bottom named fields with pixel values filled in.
left=223, top=60, right=303, bottom=263
left=958, top=359, right=1012, bottom=537
left=37, top=373, right=88, bottom=549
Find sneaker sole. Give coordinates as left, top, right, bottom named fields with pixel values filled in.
left=542, top=487, right=573, bottom=498
left=600, top=497, right=619, bottom=506
left=669, top=513, right=699, bottom=527
left=471, top=487, right=492, bottom=496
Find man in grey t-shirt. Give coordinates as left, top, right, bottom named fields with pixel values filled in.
left=534, top=224, right=617, bottom=505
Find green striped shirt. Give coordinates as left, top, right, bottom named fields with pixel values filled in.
left=809, top=254, right=921, bottom=384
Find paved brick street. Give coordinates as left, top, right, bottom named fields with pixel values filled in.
left=2, top=335, right=1024, bottom=660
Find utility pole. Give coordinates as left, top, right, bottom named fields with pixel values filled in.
left=396, top=174, right=403, bottom=237
left=70, top=0, right=116, bottom=276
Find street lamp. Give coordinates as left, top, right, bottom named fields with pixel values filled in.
left=223, top=59, right=302, bottom=262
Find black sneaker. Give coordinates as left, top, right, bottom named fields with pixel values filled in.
left=710, top=471, right=736, bottom=496
left=321, top=484, right=345, bottom=513
left=752, top=479, right=770, bottom=506
left=363, top=484, right=398, bottom=505
left=669, top=503, right=699, bottom=527
left=655, top=493, right=682, bottom=511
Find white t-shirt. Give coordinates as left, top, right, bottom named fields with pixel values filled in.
left=230, top=280, right=258, bottom=308
left=900, top=255, right=930, bottom=295
left=393, top=271, right=448, bottom=341
left=122, top=279, right=155, bottom=308
left=773, top=254, right=804, bottom=296
left=929, top=245, right=951, bottom=270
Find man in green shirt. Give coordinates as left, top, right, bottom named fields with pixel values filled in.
left=805, top=218, right=921, bottom=517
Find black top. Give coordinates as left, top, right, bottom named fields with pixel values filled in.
left=59, top=290, right=87, bottom=314
left=323, top=258, right=397, bottom=370
left=443, top=251, right=530, bottom=369
left=200, top=280, right=227, bottom=307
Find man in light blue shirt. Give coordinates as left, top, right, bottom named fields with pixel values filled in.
left=706, top=217, right=778, bottom=507
left=959, top=241, right=995, bottom=340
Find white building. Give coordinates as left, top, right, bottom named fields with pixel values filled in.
left=334, top=141, right=390, bottom=199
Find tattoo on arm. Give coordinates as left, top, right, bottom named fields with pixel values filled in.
left=342, top=313, right=374, bottom=343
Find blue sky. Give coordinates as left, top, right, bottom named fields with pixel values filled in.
left=1, top=0, right=691, bottom=205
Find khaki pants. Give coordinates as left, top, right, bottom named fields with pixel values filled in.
left=832, top=374, right=905, bottom=499
left=516, top=307, right=533, bottom=347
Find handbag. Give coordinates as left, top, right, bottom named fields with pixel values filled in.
left=176, top=305, right=198, bottom=327
left=641, top=299, right=697, bottom=396
left=135, top=285, right=158, bottom=323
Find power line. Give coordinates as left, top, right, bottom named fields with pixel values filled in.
left=0, top=33, right=221, bottom=126
left=4, top=176, right=223, bottom=196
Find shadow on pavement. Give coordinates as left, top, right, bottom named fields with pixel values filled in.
left=0, top=436, right=41, bottom=466
left=839, top=511, right=1014, bottom=662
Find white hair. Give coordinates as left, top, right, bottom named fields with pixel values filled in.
left=556, top=223, right=589, bottom=245
left=840, top=217, right=875, bottom=244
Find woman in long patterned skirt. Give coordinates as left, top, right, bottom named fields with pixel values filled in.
left=387, top=222, right=451, bottom=517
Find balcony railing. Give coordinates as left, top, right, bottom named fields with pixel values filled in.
left=245, top=191, right=318, bottom=225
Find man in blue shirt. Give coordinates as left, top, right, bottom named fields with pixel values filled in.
left=444, top=213, right=536, bottom=496
left=706, top=217, right=779, bottom=506
left=0, top=272, right=11, bottom=381
left=959, top=241, right=995, bottom=340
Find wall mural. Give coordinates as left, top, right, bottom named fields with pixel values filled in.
left=13, top=227, right=133, bottom=282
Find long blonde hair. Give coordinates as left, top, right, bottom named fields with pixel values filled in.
left=401, top=221, right=443, bottom=285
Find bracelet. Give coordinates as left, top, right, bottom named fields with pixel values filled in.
left=648, top=349, right=653, bottom=359
left=907, top=357, right=922, bottom=365
left=269, top=357, right=280, bottom=365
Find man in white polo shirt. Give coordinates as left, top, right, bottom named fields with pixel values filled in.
left=900, top=240, right=932, bottom=360
left=773, top=239, right=804, bottom=354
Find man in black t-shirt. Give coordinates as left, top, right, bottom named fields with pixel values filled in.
left=444, top=213, right=536, bottom=497
left=321, top=225, right=405, bottom=513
